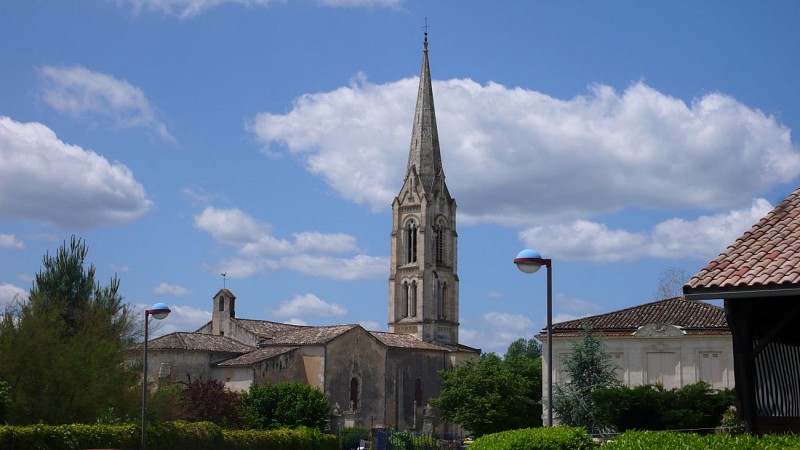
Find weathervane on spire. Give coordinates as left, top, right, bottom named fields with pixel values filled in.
left=221, top=272, right=227, bottom=289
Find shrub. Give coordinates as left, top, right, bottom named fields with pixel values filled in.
left=601, top=430, right=800, bottom=450
left=468, top=426, right=594, bottom=450
left=593, top=382, right=734, bottom=432
left=243, top=382, right=330, bottom=432
left=339, top=427, right=369, bottom=449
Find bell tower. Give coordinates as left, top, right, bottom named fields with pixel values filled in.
left=388, top=34, right=459, bottom=345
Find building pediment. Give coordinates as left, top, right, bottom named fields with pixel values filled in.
left=633, top=323, right=685, bottom=337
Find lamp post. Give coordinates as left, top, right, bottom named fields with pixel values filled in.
left=514, top=248, right=553, bottom=427
left=142, top=302, right=171, bottom=450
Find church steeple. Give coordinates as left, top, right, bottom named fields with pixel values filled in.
left=388, top=34, right=459, bottom=345
left=406, top=33, right=445, bottom=194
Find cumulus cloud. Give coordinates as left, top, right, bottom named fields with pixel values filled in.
left=520, top=198, right=773, bottom=262
left=250, top=77, right=800, bottom=228
left=153, top=282, right=192, bottom=296
left=193, top=206, right=387, bottom=279
left=0, top=234, right=24, bottom=250
left=0, top=117, right=152, bottom=228
left=270, top=293, right=347, bottom=317
left=38, top=65, right=175, bottom=143
left=118, top=0, right=400, bottom=19
left=0, top=283, right=28, bottom=309
left=134, top=303, right=211, bottom=336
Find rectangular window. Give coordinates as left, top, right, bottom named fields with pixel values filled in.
left=699, top=351, right=723, bottom=388
left=646, top=352, right=677, bottom=389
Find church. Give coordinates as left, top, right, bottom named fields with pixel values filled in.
left=141, top=34, right=480, bottom=432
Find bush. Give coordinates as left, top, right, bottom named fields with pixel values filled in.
left=389, top=431, right=436, bottom=450
left=339, top=427, right=369, bottom=449
left=592, top=382, right=735, bottom=432
left=0, top=422, right=337, bottom=450
left=468, top=426, right=594, bottom=450
left=601, top=430, right=800, bottom=449
left=243, top=382, right=330, bottom=432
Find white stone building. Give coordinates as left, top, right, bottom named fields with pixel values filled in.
left=539, top=297, right=733, bottom=422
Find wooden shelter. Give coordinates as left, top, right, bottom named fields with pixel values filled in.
left=684, top=187, right=800, bottom=433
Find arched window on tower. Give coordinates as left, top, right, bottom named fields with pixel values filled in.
left=401, top=281, right=409, bottom=318
left=434, top=218, right=446, bottom=265
left=219, top=297, right=225, bottom=312
left=404, top=220, right=418, bottom=264
left=436, top=280, right=445, bottom=319
left=409, top=281, right=417, bottom=318
left=350, top=377, right=359, bottom=411
left=441, top=283, right=448, bottom=320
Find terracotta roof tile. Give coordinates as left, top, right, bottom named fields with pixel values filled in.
left=215, top=346, right=299, bottom=367
left=148, top=332, right=254, bottom=353
left=370, top=332, right=451, bottom=351
left=685, top=187, right=800, bottom=294
left=258, top=324, right=359, bottom=345
left=536, top=297, right=729, bottom=338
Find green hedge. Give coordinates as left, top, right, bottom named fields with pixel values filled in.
left=602, top=430, right=800, bottom=449
left=0, top=422, right=337, bottom=450
left=468, top=426, right=594, bottom=450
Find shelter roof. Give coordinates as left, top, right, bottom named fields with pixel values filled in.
left=685, top=186, right=800, bottom=298
left=537, top=297, right=729, bottom=338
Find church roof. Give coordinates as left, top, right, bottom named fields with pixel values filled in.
left=538, top=297, right=729, bottom=338
left=257, top=324, right=360, bottom=345
left=684, top=186, right=800, bottom=299
left=147, top=332, right=254, bottom=353
left=406, top=33, right=446, bottom=194
left=370, top=331, right=450, bottom=351
left=231, top=318, right=303, bottom=337
left=214, top=346, right=299, bottom=367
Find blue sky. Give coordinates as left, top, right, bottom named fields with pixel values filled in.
left=2, top=1, right=799, bottom=354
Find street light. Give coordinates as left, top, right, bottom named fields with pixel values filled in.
left=514, top=248, right=553, bottom=427
left=142, top=302, right=171, bottom=450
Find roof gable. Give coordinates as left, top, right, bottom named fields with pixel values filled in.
left=685, top=187, right=800, bottom=297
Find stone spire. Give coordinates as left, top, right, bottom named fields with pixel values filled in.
left=406, top=33, right=445, bottom=194
left=389, top=34, right=459, bottom=345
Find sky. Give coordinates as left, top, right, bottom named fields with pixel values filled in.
left=2, top=1, right=800, bottom=354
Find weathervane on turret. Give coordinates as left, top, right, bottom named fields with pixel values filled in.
left=221, top=272, right=227, bottom=289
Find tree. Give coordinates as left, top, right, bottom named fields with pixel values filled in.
left=0, top=236, right=139, bottom=424
left=431, top=339, right=543, bottom=437
left=552, top=324, right=618, bottom=433
left=182, top=378, right=244, bottom=428
left=655, top=266, right=690, bottom=300
left=243, top=382, right=329, bottom=431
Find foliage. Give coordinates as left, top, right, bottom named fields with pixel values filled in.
left=0, top=236, right=140, bottom=424
left=431, top=338, right=542, bottom=437
left=601, top=430, right=800, bottom=450
left=720, top=405, right=739, bottom=430
left=148, top=383, right=188, bottom=423
left=182, top=378, right=244, bottom=428
left=0, top=422, right=337, bottom=450
left=389, top=430, right=436, bottom=450
left=592, top=382, right=735, bottom=432
left=338, top=427, right=368, bottom=450
left=243, top=382, right=330, bottom=432
left=552, top=324, right=618, bottom=433
left=468, top=426, right=594, bottom=450
left=338, top=427, right=369, bottom=450
left=0, top=380, right=9, bottom=423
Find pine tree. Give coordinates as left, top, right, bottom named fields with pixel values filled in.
left=552, top=323, right=618, bottom=433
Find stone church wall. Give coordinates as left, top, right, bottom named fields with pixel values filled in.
left=384, top=349, right=447, bottom=431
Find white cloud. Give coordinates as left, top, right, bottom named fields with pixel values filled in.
left=0, top=283, right=28, bottom=309
left=520, top=198, right=773, bottom=262
left=359, top=320, right=381, bottom=331
left=250, top=78, right=800, bottom=227
left=118, top=0, right=398, bottom=19
left=0, top=234, right=24, bottom=250
left=458, top=311, right=538, bottom=354
left=134, top=303, right=210, bottom=336
left=193, top=206, right=386, bottom=280
left=38, top=65, right=175, bottom=143
left=270, top=293, right=347, bottom=317
left=153, top=282, right=192, bottom=296
left=0, top=117, right=152, bottom=228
